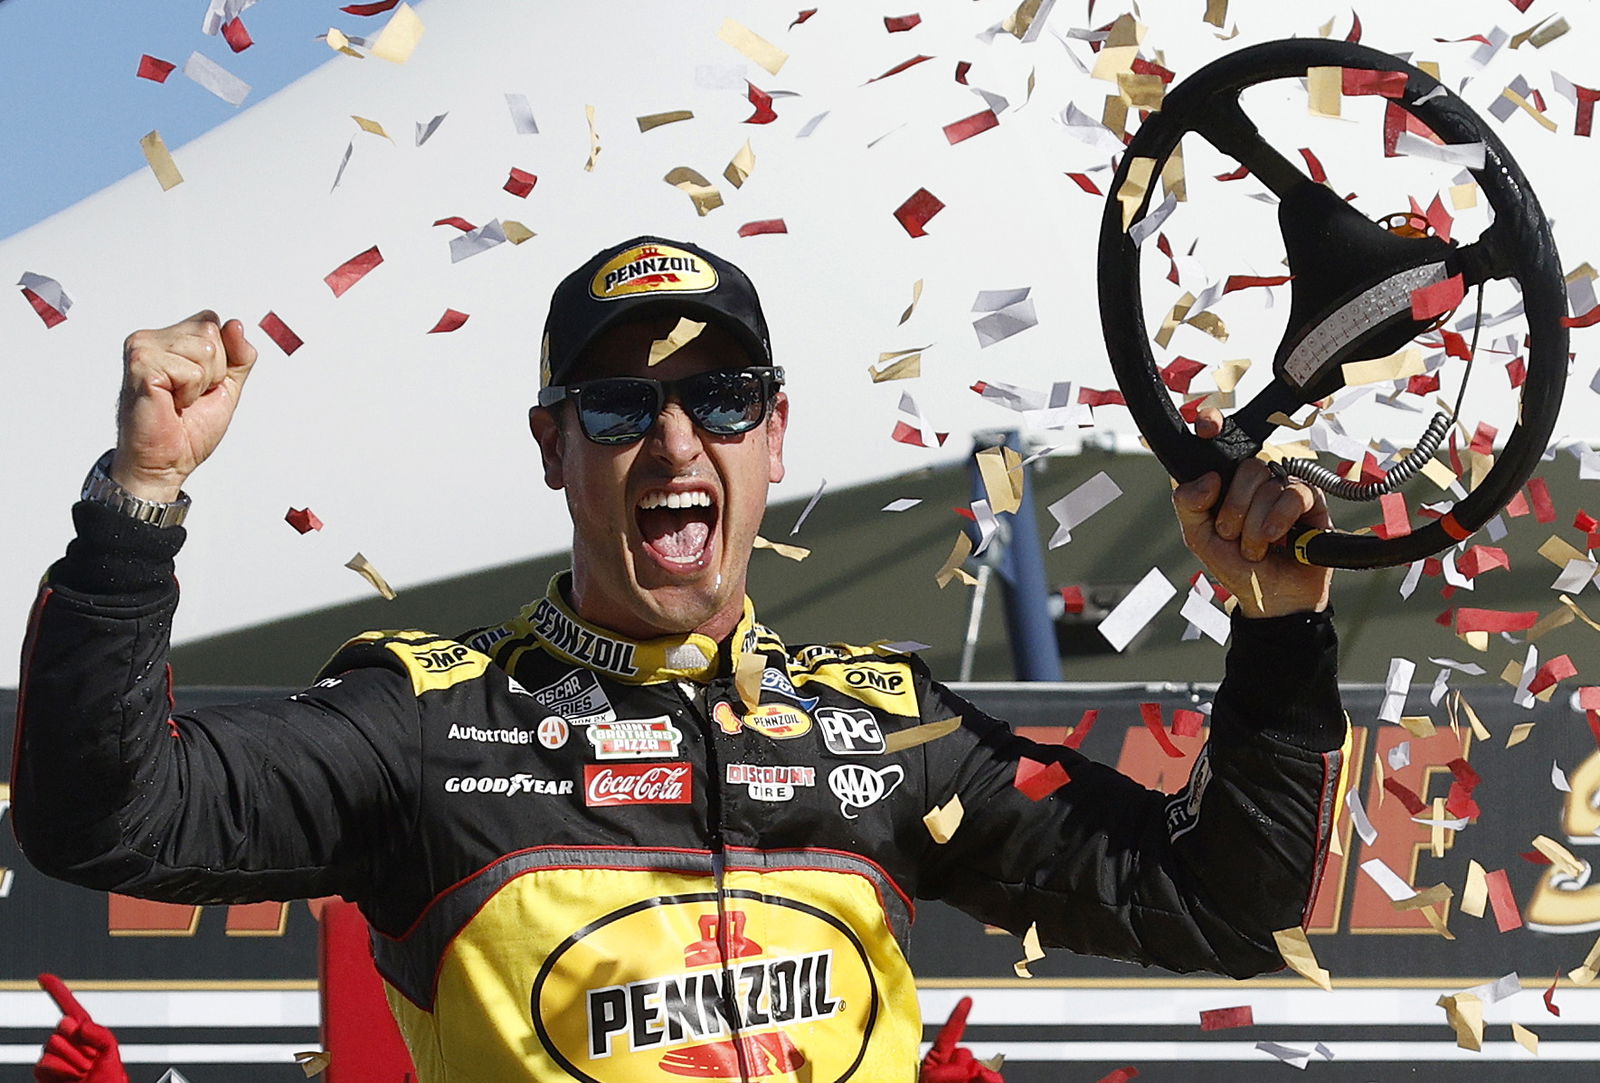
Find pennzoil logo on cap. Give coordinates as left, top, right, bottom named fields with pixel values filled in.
left=591, top=243, right=717, bottom=300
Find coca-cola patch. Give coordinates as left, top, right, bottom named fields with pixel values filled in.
left=584, top=762, right=694, bottom=807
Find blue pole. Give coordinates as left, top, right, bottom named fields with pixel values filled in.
left=968, top=431, right=1060, bottom=681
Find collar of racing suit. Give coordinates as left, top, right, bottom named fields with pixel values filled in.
left=515, top=573, right=767, bottom=685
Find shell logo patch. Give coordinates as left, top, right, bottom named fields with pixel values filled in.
left=530, top=892, right=877, bottom=1081
left=590, top=243, right=717, bottom=300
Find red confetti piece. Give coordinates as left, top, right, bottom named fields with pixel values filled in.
left=1440, top=329, right=1471, bottom=359
left=1504, top=490, right=1530, bottom=517
left=341, top=0, right=401, bottom=14
left=427, top=308, right=470, bottom=334
left=790, top=8, right=818, bottom=28
left=324, top=245, right=384, bottom=298
left=1575, top=511, right=1598, bottom=533
left=1449, top=758, right=1481, bottom=790
left=1159, top=356, right=1206, bottom=393
left=1572, top=83, right=1599, bottom=138
left=1199, top=1005, right=1253, bottom=1031
left=258, top=311, right=303, bottom=355
left=1458, top=545, right=1509, bottom=578
left=1423, top=194, right=1453, bottom=244
left=1506, top=0, right=1536, bottom=12
left=1383, top=777, right=1427, bottom=816
left=867, top=54, right=934, bottom=83
left=1223, top=274, right=1292, bottom=293
left=19, top=287, right=66, bottom=328
left=1407, top=371, right=1441, bottom=396
left=1528, top=477, right=1556, bottom=523
left=890, top=420, right=947, bottom=447
left=1078, top=387, right=1126, bottom=407
left=1060, top=585, right=1085, bottom=614
left=744, top=81, right=778, bottom=124
left=432, top=216, right=477, bottom=231
left=1544, top=976, right=1562, bottom=1016
left=221, top=17, right=253, bottom=52
left=1130, top=57, right=1176, bottom=84
left=885, top=13, right=922, bottom=32
left=1376, top=491, right=1411, bottom=539
left=1564, top=305, right=1600, bottom=329
left=1588, top=709, right=1600, bottom=748
left=284, top=507, right=324, bottom=534
left=1065, top=172, right=1102, bottom=195
left=1342, top=68, right=1408, bottom=97
left=1383, top=100, right=1440, bottom=156
left=1214, top=163, right=1251, bottom=181
left=1014, top=757, right=1071, bottom=801
left=893, top=187, right=944, bottom=237
left=1139, top=703, right=1185, bottom=758
left=1298, top=147, right=1327, bottom=183
left=1469, top=421, right=1498, bottom=456
left=952, top=506, right=976, bottom=522
left=943, top=109, right=999, bottom=144
left=1521, top=849, right=1553, bottom=865
left=1063, top=709, right=1099, bottom=749
left=1455, top=607, right=1538, bottom=634
left=1484, top=868, right=1523, bottom=932
left=1094, top=1068, right=1139, bottom=1083
left=504, top=167, right=537, bottom=197
left=1172, top=709, right=1205, bottom=738
left=1506, top=355, right=1526, bottom=388
left=738, top=219, right=788, bottom=237
left=1346, top=11, right=1363, bottom=42
left=954, top=60, right=972, bottom=85
left=1446, top=782, right=1480, bottom=820
left=1410, top=274, right=1465, bottom=321
left=1527, top=654, right=1577, bottom=696
left=137, top=54, right=176, bottom=82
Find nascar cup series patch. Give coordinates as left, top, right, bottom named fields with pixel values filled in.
left=530, top=893, right=876, bottom=1081
left=590, top=243, right=717, bottom=300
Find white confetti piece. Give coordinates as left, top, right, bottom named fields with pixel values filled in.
left=972, top=288, right=1038, bottom=348
left=790, top=478, right=827, bottom=535
left=1360, top=857, right=1417, bottom=902
left=416, top=112, right=448, bottom=146
left=1098, top=567, right=1176, bottom=652
left=1553, top=762, right=1571, bottom=792
left=882, top=498, right=921, bottom=513
left=505, top=93, right=539, bottom=134
left=1348, top=791, right=1378, bottom=845
left=450, top=219, right=508, bottom=263
left=1179, top=578, right=1231, bottom=645
left=1046, top=472, right=1121, bottom=548
left=183, top=51, right=251, bottom=106
left=1379, top=657, right=1415, bottom=724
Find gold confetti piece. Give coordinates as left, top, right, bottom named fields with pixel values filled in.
left=1091, top=45, right=1139, bottom=83
left=138, top=130, right=184, bottom=191
left=1462, top=630, right=1490, bottom=653
left=1430, top=796, right=1448, bottom=858
left=935, top=532, right=973, bottom=589
left=1449, top=182, right=1479, bottom=210
left=1534, top=835, right=1585, bottom=878
left=344, top=553, right=397, bottom=600
left=647, top=317, right=706, bottom=366
left=1528, top=17, right=1570, bottom=48
left=1501, top=86, right=1559, bottom=132
left=868, top=350, right=923, bottom=383
left=717, top=18, right=787, bottom=75
left=369, top=3, right=424, bottom=64
left=324, top=28, right=364, bottom=57
left=1211, top=358, right=1250, bottom=393
left=1419, top=458, right=1457, bottom=490
left=1102, top=93, right=1129, bottom=140
left=1400, top=715, right=1436, bottom=738
left=752, top=535, right=810, bottom=561
left=723, top=140, right=755, bottom=188
left=1512, top=1022, right=1540, bottom=1055
left=1527, top=606, right=1575, bottom=641
left=1539, top=535, right=1586, bottom=568
left=1437, top=992, right=1484, bottom=1051
left=1116, top=157, right=1157, bottom=230
left=664, top=166, right=722, bottom=215
left=1373, top=749, right=1385, bottom=806
left=1394, top=882, right=1454, bottom=910
left=1185, top=310, right=1228, bottom=341
left=1459, top=693, right=1490, bottom=740
left=1316, top=16, right=1335, bottom=37
left=883, top=716, right=962, bottom=755
left=1559, top=594, right=1600, bottom=632
left=923, top=793, right=965, bottom=844
left=1499, top=658, right=1524, bottom=689
left=1117, top=72, right=1167, bottom=110
left=293, top=1050, right=331, bottom=1077
left=1002, top=0, right=1048, bottom=40
left=637, top=110, right=693, bottom=132
left=1569, top=936, right=1600, bottom=985
left=1249, top=570, right=1265, bottom=614
left=584, top=104, right=600, bottom=173
left=1266, top=409, right=1319, bottom=431
left=976, top=447, right=1023, bottom=515
left=980, top=1054, right=1005, bottom=1073
left=735, top=649, right=764, bottom=713
left=502, top=220, right=535, bottom=244
left=1507, top=722, right=1536, bottom=747
left=1160, top=143, right=1187, bottom=201
left=1342, top=347, right=1424, bottom=387
left=898, top=280, right=923, bottom=325
left=1272, top=927, right=1332, bottom=991
left=1106, top=12, right=1144, bottom=47
left=352, top=115, right=391, bottom=140
left=1013, top=922, right=1046, bottom=978
left=1307, top=66, right=1342, bottom=117
left=1204, top=0, right=1228, bottom=29
left=1462, top=860, right=1489, bottom=918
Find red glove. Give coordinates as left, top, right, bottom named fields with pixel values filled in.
left=34, top=974, right=128, bottom=1083
left=920, top=996, right=1005, bottom=1083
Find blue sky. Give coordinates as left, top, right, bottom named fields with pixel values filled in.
left=0, top=0, right=371, bottom=239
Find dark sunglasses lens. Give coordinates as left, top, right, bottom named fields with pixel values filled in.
left=686, top=371, right=767, bottom=435
left=579, top=380, right=658, bottom=444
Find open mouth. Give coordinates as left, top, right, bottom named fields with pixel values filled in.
left=637, top=489, right=717, bottom=570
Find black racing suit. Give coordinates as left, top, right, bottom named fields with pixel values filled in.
left=12, top=503, right=1347, bottom=1082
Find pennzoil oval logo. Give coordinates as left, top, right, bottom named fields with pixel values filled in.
left=531, top=891, right=877, bottom=1081
left=713, top=701, right=812, bottom=740
left=591, top=243, right=718, bottom=300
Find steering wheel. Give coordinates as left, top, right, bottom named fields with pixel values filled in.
left=1098, top=39, right=1567, bottom=569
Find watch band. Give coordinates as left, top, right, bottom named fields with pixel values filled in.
left=80, top=450, right=191, bottom=529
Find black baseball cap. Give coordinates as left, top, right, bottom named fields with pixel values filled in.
left=540, top=235, right=773, bottom=387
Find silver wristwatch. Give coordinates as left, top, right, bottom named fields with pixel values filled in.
left=80, top=450, right=191, bottom=528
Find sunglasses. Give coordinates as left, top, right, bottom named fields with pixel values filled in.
left=537, top=366, right=785, bottom=446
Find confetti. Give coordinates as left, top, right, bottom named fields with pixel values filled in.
left=934, top=533, right=975, bottom=588
left=883, top=716, right=962, bottom=754
left=647, top=318, right=706, bottom=366
left=975, top=446, right=1024, bottom=515
left=1512, top=1023, right=1539, bottom=1055
left=866, top=54, right=934, bottom=83
left=18, top=272, right=71, bottom=327
left=1014, top=757, right=1071, bottom=801
left=584, top=104, right=601, bottom=172
left=724, top=140, right=756, bottom=188
left=221, top=17, right=252, bottom=52
left=1013, top=922, right=1045, bottom=978
left=369, top=3, right=424, bottom=63
left=1411, top=274, right=1466, bottom=321
left=790, top=478, right=826, bottom=536
left=504, top=167, right=537, bottom=198
left=972, top=288, right=1037, bottom=347
left=341, top=0, right=399, bottom=13
left=450, top=219, right=508, bottom=263
left=415, top=113, right=447, bottom=145
left=637, top=110, right=693, bottom=132
left=869, top=349, right=923, bottom=383
left=944, top=109, right=999, bottom=144
left=137, top=55, right=176, bottom=82
left=664, top=167, right=723, bottom=215
left=1569, top=936, right=1600, bottom=984
left=717, top=18, right=788, bottom=75
left=1485, top=868, right=1524, bottom=932
left=1139, top=703, right=1185, bottom=758
left=1272, top=927, right=1332, bottom=991
left=292, top=1049, right=331, bottom=1077
left=1045, top=472, right=1121, bottom=548
left=885, top=13, right=922, bottom=32
left=324, top=246, right=383, bottom=297
left=882, top=498, right=921, bottom=513
left=1199, top=1005, right=1254, bottom=1031
left=504, top=93, right=538, bottom=135
left=284, top=508, right=323, bottom=534
left=1456, top=608, right=1538, bottom=634
left=427, top=309, right=469, bottom=334
left=1100, top=569, right=1175, bottom=652
left=345, top=553, right=396, bottom=600
left=183, top=51, right=250, bottom=106
left=752, top=536, right=810, bottom=561
left=893, top=188, right=944, bottom=238
left=258, top=311, right=303, bottom=355
left=923, top=794, right=964, bottom=844
left=352, top=116, right=391, bottom=141
left=138, top=131, right=183, bottom=191
left=1437, top=992, right=1483, bottom=1051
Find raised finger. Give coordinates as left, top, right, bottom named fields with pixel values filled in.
left=1194, top=406, right=1224, bottom=441
left=37, top=973, right=89, bottom=1022
left=219, top=318, right=259, bottom=386
left=1213, top=458, right=1272, bottom=542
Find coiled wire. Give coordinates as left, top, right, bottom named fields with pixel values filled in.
left=1275, top=412, right=1453, bottom=502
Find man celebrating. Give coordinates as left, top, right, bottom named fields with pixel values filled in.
left=14, top=236, right=1344, bottom=1081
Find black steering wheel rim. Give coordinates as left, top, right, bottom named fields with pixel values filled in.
left=1098, top=39, right=1567, bottom=570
